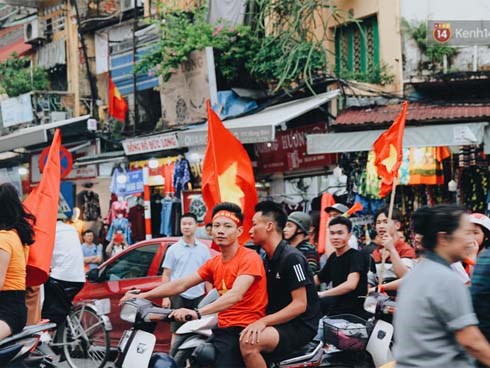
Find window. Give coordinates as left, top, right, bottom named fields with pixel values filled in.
left=101, top=244, right=160, bottom=281
left=334, top=16, right=379, bottom=81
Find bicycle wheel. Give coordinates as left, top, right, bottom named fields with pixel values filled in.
left=62, top=306, right=110, bottom=368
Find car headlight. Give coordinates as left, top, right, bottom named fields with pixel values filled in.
left=120, top=302, right=138, bottom=323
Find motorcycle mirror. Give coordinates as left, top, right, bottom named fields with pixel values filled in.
left=86, top=268, right=99, bottom=283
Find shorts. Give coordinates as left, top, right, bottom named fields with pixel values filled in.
left=0, top=290, right=27, bottom=334
left=211, top=327, right=245, bottom=368
left=169, top=294, right=204, bottom=333
left=266, top=320, right=317, bottom=362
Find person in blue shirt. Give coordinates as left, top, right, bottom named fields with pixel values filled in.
left=81, top=230, right=103, bottom=271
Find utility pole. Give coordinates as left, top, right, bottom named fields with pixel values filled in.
left=132, top=1, right=138, bottom=136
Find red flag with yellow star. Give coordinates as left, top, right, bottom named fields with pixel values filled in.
left=373, top=101, right=408, bottom=198
left=24, top=129, right=61, bottom=286
left=108, top=75, right=128, bottom=122
left=202, top=101, right=258, bottom=243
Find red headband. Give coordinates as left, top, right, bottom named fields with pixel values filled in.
left=213, top=210, right=242, bottom=225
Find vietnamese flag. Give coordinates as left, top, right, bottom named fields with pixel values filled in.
left=202, top=101, right=258, bottom=243
left=372, top=101, right=408, bottom=198
left=23, top=129, right=61, bottom=286
left=108, top=75, right=128, bottom=122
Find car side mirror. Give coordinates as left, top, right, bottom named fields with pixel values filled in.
left=86, top=268, right=99, bottom=283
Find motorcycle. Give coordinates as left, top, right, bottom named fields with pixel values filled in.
left=0, top=321, right=57, bottom=367
left=116, top=290, right=324, bottom=368
left=320, top=293, right=396, bottom=368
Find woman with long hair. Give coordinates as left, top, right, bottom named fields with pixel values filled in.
left=394, top=205, right=490, bottom=367
left=0, top=183, right=35, bottom=339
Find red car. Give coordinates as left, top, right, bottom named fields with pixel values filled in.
left=75, top=237, right=214, bottom=352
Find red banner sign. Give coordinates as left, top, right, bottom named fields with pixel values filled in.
left=254, top=123, right=335, bottom=174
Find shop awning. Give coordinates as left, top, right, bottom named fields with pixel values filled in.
left=0, top=115, right=91, bottom=153
left=178, top=90, right=341, bottom=146
left=307, top=122, right=489, bottom=154
left=74, top=150, right=126, bottom=166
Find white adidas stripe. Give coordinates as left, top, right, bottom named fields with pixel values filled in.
left=293, top=264, right=306, bottom=282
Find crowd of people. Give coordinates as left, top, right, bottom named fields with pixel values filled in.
left=1, top=178, right=490, bottom=367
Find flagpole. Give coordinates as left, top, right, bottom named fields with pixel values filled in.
left=379, top=178, right=398, bottom=288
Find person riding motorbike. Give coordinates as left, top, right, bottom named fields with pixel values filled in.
left=283, top=211, right=319, bottom=275
left=0, top=183, right=36, bottom=340
left=241, top=201, right=321, bottom=368
left=120, top=202, right=268, bottom=368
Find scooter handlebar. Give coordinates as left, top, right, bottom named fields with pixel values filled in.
left=142, top=307, right=195, bottom=322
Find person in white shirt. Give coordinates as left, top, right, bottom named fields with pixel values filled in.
left=41, top=211, right=86, bottom=326
left=161, top=213, right=211, bottom=357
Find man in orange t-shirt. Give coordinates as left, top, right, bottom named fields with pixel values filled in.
left=120, top=202, right=267, bottom=367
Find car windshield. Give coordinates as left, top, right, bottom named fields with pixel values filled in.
left=101, top=244, right=159, bottom=281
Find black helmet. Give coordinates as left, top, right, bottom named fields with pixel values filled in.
left=287, top=212, right=311, bottom=234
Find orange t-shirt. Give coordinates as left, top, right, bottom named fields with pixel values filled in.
left=198, top=246, right=267, bottom=328
left=0, top=230, right=28, bottom=291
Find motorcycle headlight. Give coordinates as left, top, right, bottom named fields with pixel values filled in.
left=120, top=302, right=138, bottom=323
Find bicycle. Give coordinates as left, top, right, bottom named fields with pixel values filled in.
left=39, top=298, right=112, bottom=368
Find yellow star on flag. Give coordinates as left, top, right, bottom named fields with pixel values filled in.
left=381, top=144, right=398, bottom=173
left=218, top=162, right=244, bottom=206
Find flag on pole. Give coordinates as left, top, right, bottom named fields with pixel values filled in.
left=202, top=101, right=258, bottom=243
left=23, top=129, right=61, bottom=287
left=108, top=75, right=128, bottom=122
left=372, top=101, right=408, bottom=198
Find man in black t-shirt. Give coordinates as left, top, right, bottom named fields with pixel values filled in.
left=315, top=216, right=368, bottom=316
left=240, top=201, right=321, bottom=368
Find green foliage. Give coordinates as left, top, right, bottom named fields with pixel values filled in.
left=338, top=63, right=394, bottom=85
left=0, top=54, right=49, bottom=97
left=137, top=7, right=260, bottom=84
left=138, top=1, right=347, bottom=92
left=403, top=21, right=458, bottom=64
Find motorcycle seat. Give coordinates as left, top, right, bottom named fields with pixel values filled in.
left=0, top=323, right=56, bottom=347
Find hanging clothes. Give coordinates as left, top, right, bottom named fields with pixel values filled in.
left=106, top=216, right=132, bottom=244
left=163, top=162, right=175, bottom=195
left=173, top=158, right=192, bottom=198
left=106, top=199, right=129, bottom=224
left=407, top=147, right=450, bottom=185
left=171, top=199, right=182, bottom=236
left=76, top=190, right=101, bottom=221
left=151, top=192, right=163, bottom=237
left=128, top=204, right=145, bottom=242
left=359, top=152, right=382, bottom=199
left=160, top=198, right=174, bottom=236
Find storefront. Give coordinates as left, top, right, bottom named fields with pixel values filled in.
left=307, top=104, right=490, bottom=243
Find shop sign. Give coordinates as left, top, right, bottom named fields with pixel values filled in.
left=160, top=48, right=216, bottom=127
left=254, top=123, right=335, bottom=174
left=31, top=141, right=98, bottom=183
left=182, top=190, right=207, bottom=223
left=0, top=93, right=34, bottom=128
left=124, top=170, right=144, bottom=195
left=178, top=125, right=275, bottom=146
left=39, top=145, right=73, bottom=179
left=122, top=133, right=180, bottom=155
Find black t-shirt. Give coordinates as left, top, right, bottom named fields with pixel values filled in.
left=264, top=241, right=321, bottom=333
left=317, top=248, right=368, bottom=314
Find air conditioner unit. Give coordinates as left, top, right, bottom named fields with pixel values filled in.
left=24, top=18, right=45, bottom=43
left=120, top=0, right=143, bottom=12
